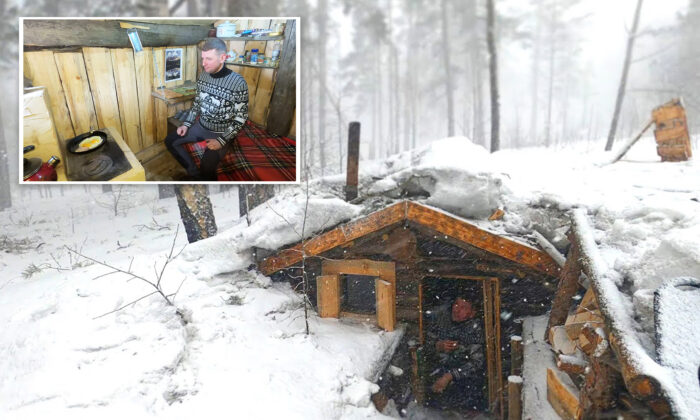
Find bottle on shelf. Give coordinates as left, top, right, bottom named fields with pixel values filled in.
left=250, top=49, right=259, bottom=64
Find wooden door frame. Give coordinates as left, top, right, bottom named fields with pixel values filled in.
left=419, top=274, right=504, bottom=419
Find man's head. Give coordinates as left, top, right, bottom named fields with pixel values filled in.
left=201, top=38, right=228, bottom=74
left=451, top=297, right=476, bottom=322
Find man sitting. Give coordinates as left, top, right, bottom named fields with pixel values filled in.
left=165, top=37, right=248, bottom=180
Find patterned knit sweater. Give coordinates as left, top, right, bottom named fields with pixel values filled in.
left=182, top=66, right=248, bottom=147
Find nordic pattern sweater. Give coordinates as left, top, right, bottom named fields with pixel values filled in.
left=182, top=66, right=249, bottom=147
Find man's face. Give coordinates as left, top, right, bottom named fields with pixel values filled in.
left=202, top=49, right=226, bottom=74
left=452, top=298, right=475, bottom=322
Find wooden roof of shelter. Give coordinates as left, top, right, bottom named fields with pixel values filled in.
left=259, top=201, right=561, bottom=277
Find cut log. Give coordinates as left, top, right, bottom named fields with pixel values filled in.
left=508, top=375, right=522, bottom=420
left=549, top=325, right=577, bottom=355
left=533, top=229, right=566, bottom=268
left=546, top=231, right=581, bottom=340
left=565, top=310, right=604, bottom=340
left=556, top=354, right=587, bottom=375
left=578, top=323, right=608, bottom=357
left=547, top=368, right=581, bottom=420
left=575, top=287, right=599, bottom=314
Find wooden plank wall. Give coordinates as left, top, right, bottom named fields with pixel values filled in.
left=23, top=18, right=296, bottom=159
left=24, top=45, right=192, bottom=155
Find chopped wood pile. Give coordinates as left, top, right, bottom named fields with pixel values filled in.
left=544, top=213, right=672, bottom=419
left=653, top=98, right=693, bottom=162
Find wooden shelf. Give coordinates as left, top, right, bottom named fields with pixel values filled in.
left=225, top=62, right=279, bottom=70
left=219, top=35, right=283, bottom=42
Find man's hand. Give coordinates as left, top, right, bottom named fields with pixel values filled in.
left=176, top=125, right=189, bottom=136
left=436, top=340, right=459, bottom=353
left=431, top=372, right=453, bottom=394
left=206, top=139, right=222, bottom=150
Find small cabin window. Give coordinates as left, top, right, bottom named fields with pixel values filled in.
left=341, top=274, right=376, bottom=314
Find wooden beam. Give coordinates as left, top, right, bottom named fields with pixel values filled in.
left=266, top=19, right=296, bottom=136
left=375, top=278, right=395, bottom=331
left=259, top=202, right=405, bottom=275
left=24, top=20, right=211, bottom=49
left=316, top=274, right=340, bottom=318
left=322, top=259, right=395, bottom=283
left=405, top=202, right=560, bottom=276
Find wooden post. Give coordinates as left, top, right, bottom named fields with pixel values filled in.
left=346, top=121, right=361, bottom=201
left=510, top=336, right=523, bottom=377
left=375, top=278, right=395, bottom=331
left=508, top=375, right=523, bottom=420
left=317, top=274, right=340, bottom=318
left=266, top=19, right=296, bottom=136
left=545, top=231, right=581, bottom=340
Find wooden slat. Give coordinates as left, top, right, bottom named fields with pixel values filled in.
left=134, top=47, right=156, bottom=149
left=154, top=99, right=168, bottom=142
left=152, top=47, right=166, bottom=89
left=317, top=274, right=340, bottom=318
left=24, top=20, right=210, bottom=49
left=184, top=45, right=197, bottom=82
left=405, top=202, right=560, bottom=276
left=111, top=48, right=143, bottom=151
left=54, top=52, right=98, bottom=135
left=23, top=51, right=75, bottom=141
left=259, top=202, right=406, bottom=275
left=250, top=68, right=275, bottom=125
left=375, top=278, right=395, bottom=331
left=81, top=47, right=122, bottom=137
left=547, top=368, right=582, bottom=420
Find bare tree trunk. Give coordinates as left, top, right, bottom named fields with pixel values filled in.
left=441, top=0, right=455, bottom=137
left=238, top=185, right=276, bottom=218
left=0, top=106, right=10, bottom=211
left=486, top=0, right=500, bottom=152
left=175, top=185, right=217, bottom=243
left=605, top=0, right=644, bottom=151
left=471, top=0, right=484, bottom=148
left=529, top=4, right=541, bottom=146
left=545, top=6, right=556, bottom=148
left=317, top=0, right=327, bottom=174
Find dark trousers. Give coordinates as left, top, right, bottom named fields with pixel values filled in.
left=164, top=121, right=229, bottom=180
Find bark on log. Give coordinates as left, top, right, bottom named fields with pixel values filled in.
left=546, top=231, right=581, bottom=340
left=175, top=184, right=217, bottom=243
left=579, top=356, right=619, bottom=416
left=572, top=210, right=665, bottom=404
left=556, top=354, right=587, bottom=375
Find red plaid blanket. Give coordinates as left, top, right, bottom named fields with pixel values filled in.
left=183, top=120, right=296, bottom=181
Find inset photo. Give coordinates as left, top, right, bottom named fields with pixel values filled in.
left=21, top=17, right=298, bottom=183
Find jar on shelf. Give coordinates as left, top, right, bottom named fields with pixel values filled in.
left=250, top=49, right=259, bottom=64
left=257, top=54, right=265, bottom=64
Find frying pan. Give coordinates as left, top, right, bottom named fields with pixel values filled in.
left=68, top=130, right=107, bottom=154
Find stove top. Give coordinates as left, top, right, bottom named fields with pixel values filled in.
left=64, top=129, right=133, bottom=181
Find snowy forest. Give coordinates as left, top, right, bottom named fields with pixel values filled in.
left=3, top=0, right=700, bottom=419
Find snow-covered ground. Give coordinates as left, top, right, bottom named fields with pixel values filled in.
left=1, top=134, right=699, bottom=418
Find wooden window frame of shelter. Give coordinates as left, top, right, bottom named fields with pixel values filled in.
left=316, top=259, right=396, bottom=332
left=419, top=274, right=504, bottom=419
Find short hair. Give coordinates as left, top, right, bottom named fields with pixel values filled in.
left=202, top=37, right=227, bottom=54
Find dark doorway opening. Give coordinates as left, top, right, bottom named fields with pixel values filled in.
left=341, top=274, right=376, bottom=314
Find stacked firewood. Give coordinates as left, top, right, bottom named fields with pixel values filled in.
left=543, top=226, right=664, bottom=419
